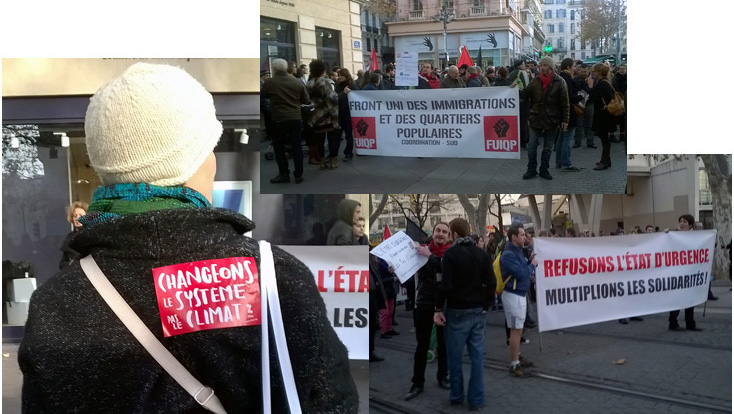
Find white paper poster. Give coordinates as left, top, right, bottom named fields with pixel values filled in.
left=534, top=231, right=716, bottom=332
left=370, top=231, right=428, bottom=284
left=395, top=51, right=418, bottom=87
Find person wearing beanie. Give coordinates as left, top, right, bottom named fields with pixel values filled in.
left=18, top=63, right=358, bottom=413
left=514, top=56, right=570, bottom=181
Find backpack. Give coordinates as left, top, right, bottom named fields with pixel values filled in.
left=492, top=238, right=513, bottom=294
left=602, top=79, right=625, bottom=116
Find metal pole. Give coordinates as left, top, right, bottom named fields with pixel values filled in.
left=444, top=21, right=448, bottom=68
left=616, top=0, right=622, bottom=65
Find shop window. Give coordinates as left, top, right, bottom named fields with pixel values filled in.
left=316, top=27, right=341, bottom=73
left=260, top=17, right=296, bottom=72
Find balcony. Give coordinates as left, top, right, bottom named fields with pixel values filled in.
left=469, top=6, right=486, bottom=16
left=408, top=10, right=424, bottom=20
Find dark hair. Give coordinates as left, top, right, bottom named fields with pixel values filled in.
left=497, top=66, right=508, bottom=79
left=337, top=68, right=354, bottom=85
left=679, top=214, right=695, bottom=228
left=449, top=218, right=470, bottom=238
left=560, top=58, right=575, bottom=71
left=433, top=222, right=450, bottom=233
left=566, top=228, right=576, bottom=237
left=369, top=72, right=380, bottom=85
left=646, top=224, right=654, bottom=231
left=309, top=59, right=327, bottom=79
left=507, top=224, right=524, bottom=242
left=385, top=64, right=395, bottom=72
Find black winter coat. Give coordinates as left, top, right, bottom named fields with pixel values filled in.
left=19, top=208, right=358, bottom=414
left=559, top=71, right=584, bottom=125
left=415, top=254, right=442, bottom=306
left=437, top=241, right=495, bottom=311
left=592, top=79, right=618, bottom=134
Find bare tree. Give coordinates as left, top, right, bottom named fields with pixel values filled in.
left=389, top=194, right=450, bottom=230
left=488, top=194, right=506, bottom=232
left=457, top=194, right=490, bottom=236
left=369, top=194, right=390, bottom=226
left=578, top=0, right=626, bottom=56
left=699, top=155, right=732, bottom=280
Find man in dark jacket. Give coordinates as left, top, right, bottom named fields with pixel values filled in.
left=417, top=62, right=440, bottom=89
left=404, top=222, right=452, bottom=401
left=440, top=65, right=465, bottom=89
left=557, top=58, right=584, bottom=171
left=434, top=218, right=494, bottom=411
left=501, top=224, right=538, bottom=377
left=19, top=63, right=358, bottom=414
left=465, top=66, right=483, bottom=88
left=262, top=58, right=311, bottom=184
left=517, top=57, right=570, bottom=181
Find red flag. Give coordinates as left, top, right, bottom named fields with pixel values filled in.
left=383, top=224, right=392, bottom=240
left=457, top=45, right=473, bottom=68
left=370, top=48, right=379, bottom=71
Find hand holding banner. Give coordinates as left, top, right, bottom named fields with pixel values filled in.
left=370, top=231, right=428, bottom=283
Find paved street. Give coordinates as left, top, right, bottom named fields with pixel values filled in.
left=369, top=281, right=731, bottom=414
left=260, top=137, right=627, bottom=194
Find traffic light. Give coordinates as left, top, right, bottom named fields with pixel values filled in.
left=544, top=45, right=553, bottom=54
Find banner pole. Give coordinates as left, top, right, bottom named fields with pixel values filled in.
left=703, top=298, right=708, bottom=317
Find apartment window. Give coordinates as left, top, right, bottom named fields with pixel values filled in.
left=559, top=22, right=564, bottom=32
left=556, top=9, right=565, bottom=18
left=413, top=0, right=422, bottom=10
left=558, top=38, right=564, bottom=49
left=581, top=51, right=586, bottom=59
left=571, top=38, right=575, bottom=49
left=571, top=23, right=575, bottom=34
left=571, top=52, right=575, bottom=59
left=366, top=38, right=371, bottom=52
left=443, top=0, right=454, bottom=9
left=581, top=41, right=585, bottom=49
left=545, top=10, right=552, bottom=19
left=570, top=10, right=575, bottom=20
left=548, top=24, right=554, bottom=33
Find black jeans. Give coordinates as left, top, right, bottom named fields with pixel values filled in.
left=272, top=119, right=304, bottom=178
left=412, top=304, right=447, bottom=386
left=669, top=307, right=695, bottom=329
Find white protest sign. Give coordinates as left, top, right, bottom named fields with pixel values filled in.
left=395, top=51, right=418, bottom=87
left=348, top=87, right=520, bottom=159
left=370, top=231, right=428, bottom=284
left=281, top=245, right=369, bottom=360
left=534, top=231, right=716, bottom=332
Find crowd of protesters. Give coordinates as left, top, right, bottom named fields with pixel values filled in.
left=261, top=56, right=627, bottom=184
left=369, top=212, right=723, bottom=410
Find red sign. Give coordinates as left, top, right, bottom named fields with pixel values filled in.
left=352, top=117, right=377, bottom=149
left=152, top=257, right=260, bottom=337
left=483, top=116, right=519, bottom=152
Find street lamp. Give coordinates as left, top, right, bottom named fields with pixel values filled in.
left=433, top=6, right=454, bottom=69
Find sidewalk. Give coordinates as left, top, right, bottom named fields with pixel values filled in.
left=260, top=138, right=627, bottom=194
left=369, top=282, right=732, bottom=413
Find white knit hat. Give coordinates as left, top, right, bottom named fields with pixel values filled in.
left=84, top=63, right=222, bottom=186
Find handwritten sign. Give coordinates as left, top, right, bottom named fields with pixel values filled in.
left=395, top=51, right=418, bottom=87
left=370, top=231, right=428, bottom=283
left=153, top=257, right=261, bottom=337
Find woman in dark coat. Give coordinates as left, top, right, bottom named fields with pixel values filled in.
left=590, top=63, right=617, bottom=170
left=612, top=64, right=627, bottom=142
left=335, top=68, right=358, bottom=162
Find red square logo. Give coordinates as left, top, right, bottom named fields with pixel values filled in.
left=483, top=116, right=519, bottom=152
left=352, top=117, right=377, bottom=149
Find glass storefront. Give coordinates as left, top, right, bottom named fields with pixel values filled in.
left=316, top=27, right=341, bottom=72
left=261, top=17, right=297, bottom=71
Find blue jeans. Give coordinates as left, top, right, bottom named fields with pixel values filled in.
left=555, top=127, right=574, bottom=168
left=445, top=307, right=486, bottom=407
left=527, top=127, right=557, bottom=173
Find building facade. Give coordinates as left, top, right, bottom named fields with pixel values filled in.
left=261, top=0, right=363, bottom=75
left=386, top=0, right=545, bottom=70
left=361, top=8, right=395, bottom=71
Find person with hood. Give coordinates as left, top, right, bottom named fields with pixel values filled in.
left=327, top=198, right=362, bottom=245
left=18, top=63, right=358, bottom=414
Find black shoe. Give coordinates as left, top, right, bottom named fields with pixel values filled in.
left=524, top=321, right=537, bottom=329
left=539, top=170, right=553, bottom=180
left=404, top=384, right=424, bottom=401
left=522, top=170, right=537, bottom=179
left=438, top=377, right=451, bottom=389
left=572, top=143, right=581, bottom=148
left=630, top=317, right=644, bottom=321
left=392, top=320, right=399, bottom=326
left=294, top=176, right=304, bottom=184
left=380, top=333, right=393, bottom=339
left=369, top=354, right=384, bottom=362
left=387, top=329, right=399, bottom=336
left=708, top=293, right=719, bottom=301
left=593, top=163, right=609, bottom=170
left=686, top=327, right=703, bottom=331
left=270, top=174, right=290, bottom=184
left=343, top=155, right=353, bottom=162
left=669, top=326, right=686, bottom=331
left=618, top=319, right=628, bottom=324
left=587, top=143, right=597, bottom=148
left=469, top=403, right=487, bottom=411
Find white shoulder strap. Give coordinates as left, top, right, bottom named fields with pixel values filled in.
left=79, top=255, right=228, bottom=414
left=258, top=240, right=302, bottom=414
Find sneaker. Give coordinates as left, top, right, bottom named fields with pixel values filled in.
left=521, top=337, right=530, bottom=344
left=522, top=170, right=537, bottom=179
left=269, top=174, right=290, bottom=184
left=562, top=166, right=581, bottom=172
left=539, top=170, right=553, bottom=180
left=509, top=363, right=530, bottom=378
left=519, top=355, right=534, bottom=367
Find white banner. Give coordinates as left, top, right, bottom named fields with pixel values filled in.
left=348, top=87, right=520, bottom=159
left=369, top=231, right=428, bottom=284
left=281, top=246, right=369, bottom=360
left=534, top=231, right=716, bottom=332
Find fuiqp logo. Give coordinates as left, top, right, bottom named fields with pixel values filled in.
left=483, top=116, right=518, bottom=152
left=352, top=117, right=377, bottom=149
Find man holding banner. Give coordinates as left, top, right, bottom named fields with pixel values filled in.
left=669, top=214, right=704, bottom=331
left=500, top=224, right=538, bottom=378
